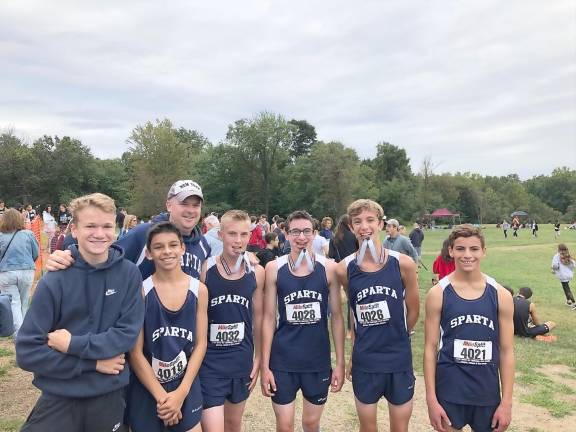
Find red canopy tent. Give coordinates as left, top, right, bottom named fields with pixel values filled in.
left=425, top=208, right=461, bottom=227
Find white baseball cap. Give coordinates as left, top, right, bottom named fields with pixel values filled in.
left=167, top=180, right=204, bottom=201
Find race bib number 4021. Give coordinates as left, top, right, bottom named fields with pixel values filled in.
left=210, top=322, right=245, bottom=346
left=356, top=301, right=390, bottom=326
left=286, top=302, right=321, bottom=325
left=453, top=339, right=492, bottom=365
left=152, top=350, right=188, bottom=383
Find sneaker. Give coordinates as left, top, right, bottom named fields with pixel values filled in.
left=566, top=300, right=574, bottom=307
left=572, top=304, right=576, bottom=311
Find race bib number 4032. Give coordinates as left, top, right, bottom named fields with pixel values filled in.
left=152, top=350, right=188, bottom=383
left=210, top=322, right=245, bottom=346
left=453, top=339, right=492, bottom=365
left=286, top=302, right=321, bottom=325
left=356, top=301, right=390, bottom=326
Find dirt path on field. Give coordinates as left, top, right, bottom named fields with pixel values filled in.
left=1, top=339, right=573, bottom=431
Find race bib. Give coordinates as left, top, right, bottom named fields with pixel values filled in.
left=453, top=339, right=492, bottom=365
left=210, top=322, right=245, bottom=346
left=152, top=350, right=188, bottom=383
left=286, top=302, right=321, bottom=324
left=356, top=300, right=390, bottom=326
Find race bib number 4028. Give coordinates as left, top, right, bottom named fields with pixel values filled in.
left=210, top=322, right=245, bottom=346
left=356, top=301, right=390, bottom=326
left=286, top=302, right=321, bottom=325
left=453, top=339, right=492, bottom=365
left=152, top=350, right=188, bottom=383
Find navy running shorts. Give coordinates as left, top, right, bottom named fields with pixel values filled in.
left=439, top=399, right=499, bottom=432
left=271, top=370, right=331, bottom=405
left=201, top=376, right=251, bottom=409
left=351, top=369, right=415, bottom=405
left=127, top=376, right=202, bottom=432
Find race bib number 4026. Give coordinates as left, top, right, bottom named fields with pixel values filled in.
left=453, top=339, right=492, bottom=365
left=152, top=350, right=188, bottom=383
left=356, top=301, right=390, bottom=326
left=286, top=302, right=321, bottom=325
left=210, top=322, right=245, bottom=346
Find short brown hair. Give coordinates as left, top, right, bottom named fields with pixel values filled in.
left=347, top=199, right=384, bottom=220
left=69, top=193, right=116, bottom=222
left=0, top=208, right=25, bottom=233
left=221, top=210, right=250, bottom=229
left=448, top=224, right=485, bottom=249
left=321, top=216, right=333, bottom=228
left=286, top=210, right=313, bottom=229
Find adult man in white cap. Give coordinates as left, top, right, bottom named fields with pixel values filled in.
left=383, top=218, right=419, bottom=263
left=46, top=180, right=211, bottom=280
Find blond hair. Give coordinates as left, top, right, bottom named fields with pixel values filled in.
left=123, top=214, right=137, bottom=231
left=0, top=208, right=25, bottom=233
left=69, top=193, right=116, bottom=222
left=347, top=199, right=384, bottom=220
left=220, top=210, right=250, bottom=228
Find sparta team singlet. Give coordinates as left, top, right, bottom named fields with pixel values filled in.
left=200, top=257, right=256, bottom=378
left=346, top=250, right=412, bottom=373
left=270, top=254, right=331, bottom=373
left=436, top=276, right=501, bottom=406
left=141, top=276, right=199, bottom=386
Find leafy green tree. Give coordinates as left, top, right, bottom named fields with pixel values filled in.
left=288, top=119, right=317, bottom=158
left=368, top=142, right=413, bottom=184
left=127, top=119, right=192, bottom=216
left=226, top=112, right=293, bottom=215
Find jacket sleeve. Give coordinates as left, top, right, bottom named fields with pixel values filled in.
left=16, top=278, right=97, bottom=378
left=116, top=224, right=148, bottom=264
left=67, top=265, right=144, bottom=360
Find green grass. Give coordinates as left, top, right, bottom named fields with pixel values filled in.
left=335, top=224, right=576, bottom=416
left=0, top=347, right=13, bottom=357
left=0, top=419, right=23, bottom=432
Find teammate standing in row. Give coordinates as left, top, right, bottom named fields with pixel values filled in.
left=128, top=222, right=208, bottom=432
left=261, top=210, right=345, bottom=432
left=200, top=210, right=265, bottom=432
left=337, top=199, right=419, bottom=432
left=424, top=225, right=514, bottom=432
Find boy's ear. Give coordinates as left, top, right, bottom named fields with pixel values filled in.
left=144, top=247, right=153, bottom=261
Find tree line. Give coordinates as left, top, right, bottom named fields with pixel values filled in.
left=1, top=112, right=575, bottom=225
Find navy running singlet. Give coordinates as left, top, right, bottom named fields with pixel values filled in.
left=141, top=276, right=199, bottom=386
left=436, top=276, right=501, bottom=406
left=270, top=254, right=331, bottom=373
left=346, top=250, right=412, bottom=373
left=200, top=257, right=256, bottom=378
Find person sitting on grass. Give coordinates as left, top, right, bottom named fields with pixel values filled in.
left=512, top=287, right=556, bottom=339
left=16, top=193, right=145, bottom=432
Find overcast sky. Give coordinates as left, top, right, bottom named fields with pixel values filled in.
left=1, top=0, right=575, bottom=179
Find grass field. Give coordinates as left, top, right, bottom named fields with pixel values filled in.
left=0, top=224, right=574, bottom=431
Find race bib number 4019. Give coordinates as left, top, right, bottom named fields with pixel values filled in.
left=286, top=302, right=321, bottom=325
left=356, top=301, right=390, bottom=326
left=210, top=322, right=245, bottom=346
left=152, top=350, right=188, bottom=383
left=453, top=339, right=492, bottom=365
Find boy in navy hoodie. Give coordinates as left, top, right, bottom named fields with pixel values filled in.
left=16, top=193, right=145, bottom=432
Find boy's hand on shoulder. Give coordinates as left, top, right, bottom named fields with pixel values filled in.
left=46, top=249, right=75, bottom=271
left=96, top=354, right=125, bottom=374
left=47, top=329, right=71, bottom=353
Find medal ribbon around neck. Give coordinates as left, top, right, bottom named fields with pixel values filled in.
left=221, top=252, right=252, bottom=275
left=289, top=249, right=315, bottom=272
left=356, top=238, right=384, bottom=265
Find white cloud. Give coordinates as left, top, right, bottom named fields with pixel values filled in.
left=1, top=0, right=574, bottom=178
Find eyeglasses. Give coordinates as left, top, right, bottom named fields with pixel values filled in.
left=288, top=228, right=314, bottom=237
